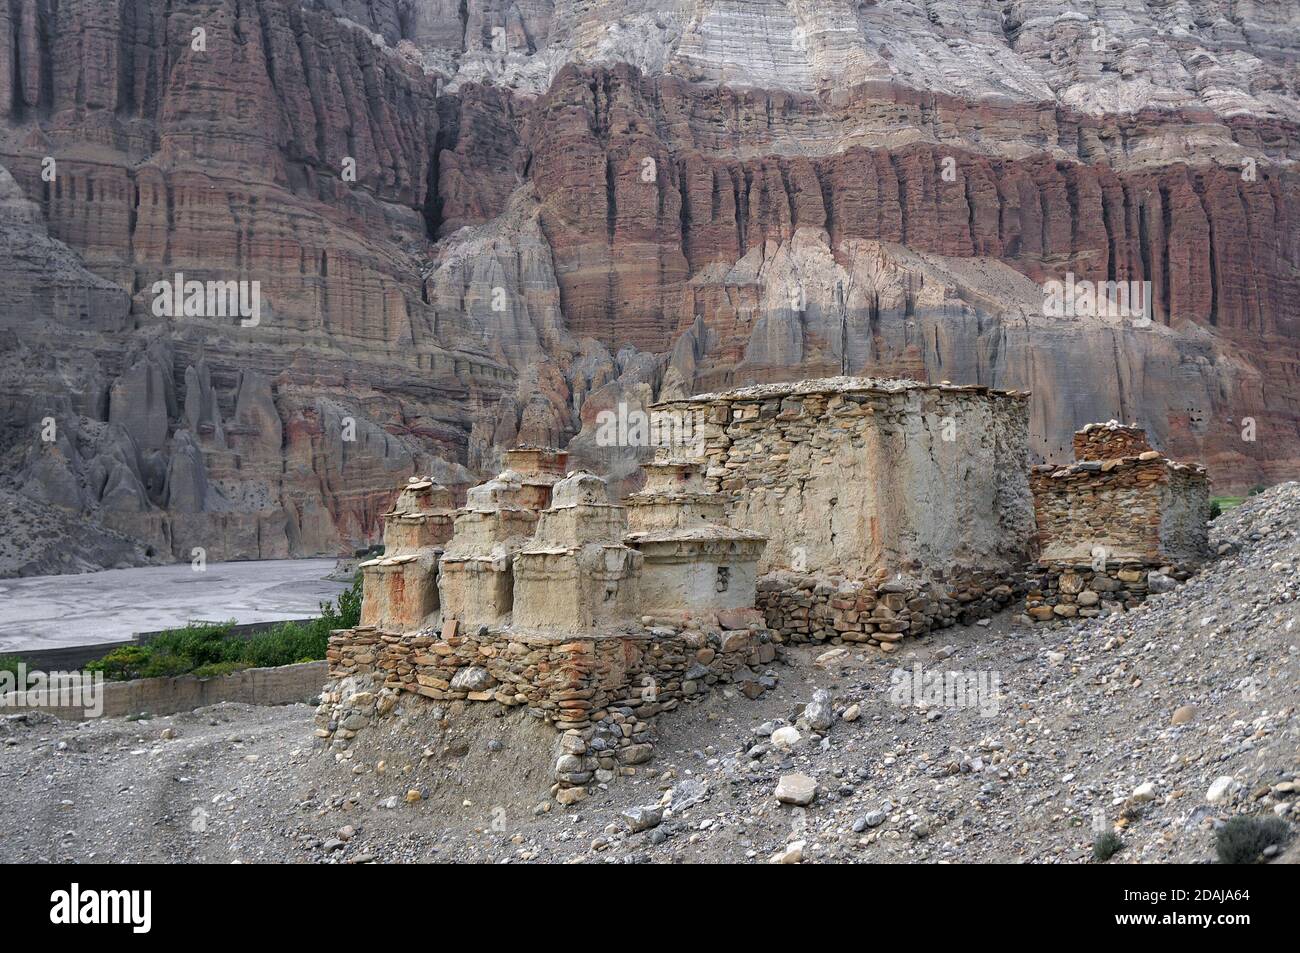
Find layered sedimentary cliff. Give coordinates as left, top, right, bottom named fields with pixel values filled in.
left=1, top=0, right=1297, bottom=574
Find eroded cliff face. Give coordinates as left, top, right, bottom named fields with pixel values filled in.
left=0, top=0, right=1296, bottom=574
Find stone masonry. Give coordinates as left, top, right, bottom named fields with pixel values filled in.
left=652, top=377, right=1036, bottom=648
left=1025, top=421, right=1211, bottom=622
left=323, top=456, right=781, bottom=803
left=321, top=380, right=1147, bottom=801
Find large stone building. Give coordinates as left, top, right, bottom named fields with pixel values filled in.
left=653, top=377, right=1036, bottom=645
left=324, top=383, right=1210, bottom=804
left=654, top=377, right=1035, bottom=580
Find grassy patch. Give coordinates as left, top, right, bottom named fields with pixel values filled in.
left=1211, top=494, right=1242, bottom=517
left=85, top=574, right=362, bottom=682
left=1214, top=485, right=1271, bottom=519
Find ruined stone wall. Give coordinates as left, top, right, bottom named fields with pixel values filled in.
left=320, top=616, right=780, bottom=801
left=755, top=569, right=1022, bottom=648
left=324, top=622, right=776, bottom=731
left=1160, top=466, right=1214, bottom=564
left=1024, top=563, right=1191, bottom=621
left=1072, top=423, right=1154, bottom=461
left=656, top=379, right=1035, bottom=584
left=1030, top=457, right=1210, bottom=565
left=1025, top=425, right=1210, bottom=623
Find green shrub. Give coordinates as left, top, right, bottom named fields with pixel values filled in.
left=0, top=655, right=23, bottom=678
left=191, top=661, right=250, bottom=679
left=143, top=621, right=236, bottom=669
left=86, top=645, right=154, bottom=681
left=139, top=650, right=196, bottom=679
left=1093, top=831, right=1124, bottom=862
left=319, top=574, right=362, bottom=631
left=84, top=575, right=362, bottom=681
left=1209, top=500, right=1222, bottom=521
left=1215, top=815, right=1291, bottom=864
left=240, top=621, right=330, bottom=669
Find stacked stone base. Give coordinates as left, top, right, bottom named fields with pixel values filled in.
left=318, top=618, right=781, bottom=802
left=755, top=570, right=1022, bottom=648
left=1024, top=562, right=1192, bottom=621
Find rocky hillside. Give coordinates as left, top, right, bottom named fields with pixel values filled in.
left=2, top=483, right=1294, bottom=863
left=1, top=0, right=1298, bottom=573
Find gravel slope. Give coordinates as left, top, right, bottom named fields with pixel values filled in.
left=2, top=484, right=1296, bottom=864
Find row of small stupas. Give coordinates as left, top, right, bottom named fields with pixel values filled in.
left=358, top=448, right=768, bottom=635
left=357, top=387, right=1212, bottom=643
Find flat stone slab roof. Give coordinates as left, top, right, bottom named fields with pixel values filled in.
left=655, top=375, right=1029, bottom=406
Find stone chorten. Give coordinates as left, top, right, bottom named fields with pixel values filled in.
left=503, top=447, right=570, bottom=511
left=512, top=471, right=643, bottom=632
left=623, top=458, right=767, bottom=616
left=1030, top=422, right=1210, bottom=567
left=437, top=469, right=540, bottom=629
left=359, top=477, right=456, bottom=630
left=1025, top=422, right=1210, bottom=622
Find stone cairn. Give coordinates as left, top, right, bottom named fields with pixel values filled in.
left=320, top=454, right=781, bottom=804
left=1025, top=421, right=1211, bottom=622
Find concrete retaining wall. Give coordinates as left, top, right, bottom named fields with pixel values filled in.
left=0, top=661, right=327, bottom=721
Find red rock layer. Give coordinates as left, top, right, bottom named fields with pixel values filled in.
left=516, top=65, right=1299, bottom=351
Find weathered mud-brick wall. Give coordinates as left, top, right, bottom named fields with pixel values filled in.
left=654, top=377, right=1035, bottom=582
left=653, top=377, right=1034, bottom=643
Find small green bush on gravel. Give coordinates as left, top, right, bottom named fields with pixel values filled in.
left=1215, top=816, right=1292, bottom=864
left=1092, top=831, right=1124, bottom=862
